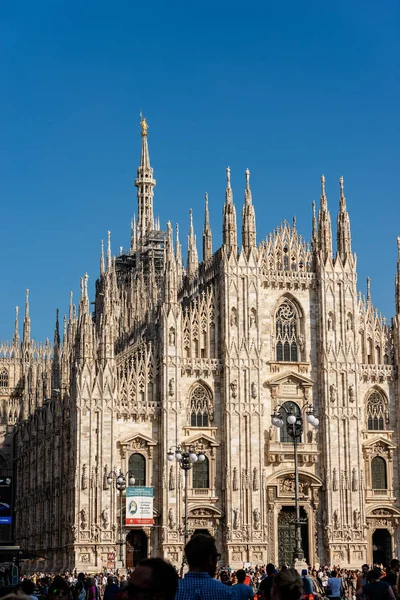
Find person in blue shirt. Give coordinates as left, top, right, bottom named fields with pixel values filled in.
left=327, top=570, right=342, bottom=600
left=175, top=534, right=237, bottom=600
left=234, top=570, right=254, bottom=600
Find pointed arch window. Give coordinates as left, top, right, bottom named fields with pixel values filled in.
left=0, top=369, right=9, bottom=388
left=280, top=402, right=302, bottom=443
left=366, top=391, right=388, bottom=431
left=192, top=456, right=209, bottom=489
left=128, top=453, right=146, bottom=486
left=276, top=301, right=299, bottom=362
left=371, top=456, right=387, bottom=490
left=190, top=384, right=213, bottom=427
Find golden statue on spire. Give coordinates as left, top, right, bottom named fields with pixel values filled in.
left=140, top=111, right=149, bottom=136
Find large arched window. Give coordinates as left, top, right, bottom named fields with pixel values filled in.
left=275, top=301, right=299, bottom=362
left=371, top=456, right=387, bottom=490
left=192, top=456, right=209, bottom=489
left=190, top=385, right=213, bottom=427
left=280, top=402, right=302, bottom=443
left=367, top=391, right=387, bottom=431
left=128, top=453, right=146, bottom=486
left=0, top=369, right=9, bottom=388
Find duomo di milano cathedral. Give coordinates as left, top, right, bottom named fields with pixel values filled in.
left=1, top=116, right=400, bottom=572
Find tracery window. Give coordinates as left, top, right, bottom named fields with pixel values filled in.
left=190, top=385, right=212, bottom=427
left=366, top=391, right=387, bottom=431
left=276, top=301, right=298, bottom=362
left=371, top=456, right=387, bottom=490
left=280, top=402, right=302, bottom=444
left=128, top=453, right=146, bottom=486
left=192, top=456, right=209, bottom=489
left=0, top=369, right=9, bottom=388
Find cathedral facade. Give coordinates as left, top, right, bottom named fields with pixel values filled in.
left=1, top=118, right=400, bottom=571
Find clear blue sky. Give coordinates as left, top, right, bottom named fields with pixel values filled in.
left=1, top=0, right=399, bottom=342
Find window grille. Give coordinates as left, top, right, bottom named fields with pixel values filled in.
left=192, top=456, right=209, bottom=489
left=0, top=369, right=9, bottom=388
left=190, top=385, right=211, bottom=427
left=366, top=391, right=387, bottom=431
left=276, top=302, right=298, bottom=362
left=371, top=456, right=387, bottom=490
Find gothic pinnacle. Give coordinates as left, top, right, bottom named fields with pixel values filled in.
left=187, top=209, right=198, bottom=278
left=318, top=174, right=332, bottom=259
left=336, top=175, right=352, bottom=263
left=13, top=305, right=20, bottom=347
left=100, top=240, right=105, bottom=276
left=135, top=113, right=155, bottom=238
left=107, top=231, right=112, bottom=272
left=242, top=168, right=256, bottom=255
left=23, top=288, right=31, bottom=345
left=203, top=192, right=212, bottom=262
left=223, top=167, right=237, bottom=251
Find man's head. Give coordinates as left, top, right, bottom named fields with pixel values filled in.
left=128, top=558, right=178, bottom=600
left=184, top=534, right=220, bottom=577
left=362, top=564, right=369, bottom=575
left=236, top=570, right=246, bottom=583
left=266, top=564, right=275, bottom=576
left=370, top=567, right=382, bottom=581
left=22, top=580, right=35, bottom=596
left=390, top=559, right=400, bottom=573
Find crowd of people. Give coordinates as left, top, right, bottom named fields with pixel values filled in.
left=1, top=535, right=399, bottom=600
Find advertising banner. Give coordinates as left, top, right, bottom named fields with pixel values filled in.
left=126, top=487, right=154, bottom=526
left=0, top=476, right=12, bottom=525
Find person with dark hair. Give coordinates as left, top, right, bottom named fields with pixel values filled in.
left=327, top=570, right=342, bottom=600
left=48, top=576, right=70, bottom=600
left=234, top=570, right=254, bottom=600
left=128, top=558, right=178, bottom=600
left=357, top=566, right=396, bottom=600
left=21, top=580, right=39, bottom=600
left=104, top=576, right=120, bottom=600
left=73, top=574, right=86, bottom=600
left=382, top=559, right=400, bottom=598
left=271, top=568, right=303, bottom=600
left=175, top=534, right=237, bottom=599
left=258, top=564, right=276, bottom=600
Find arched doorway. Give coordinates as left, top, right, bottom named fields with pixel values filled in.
left=126, top=530, right=148, bottom=569
left=372, top=529, right=392, bottom=567
left=278, top=507, right=308, bottom=567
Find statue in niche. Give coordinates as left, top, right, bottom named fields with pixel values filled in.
left=348, top=384, right=355, bottom=403
left=230, top=380, right=238, bottom=399
left=169, top=466, right=175, bottom=491
left=101, top=508, right=109, bottom=529
left=103, top=465, right=109, bottom=490
left=352, top=468, right=358, bottom=492
left=168, top=508, right=176, bottom=529
left=354, top=508, right=361, bottom=530
left=251, top=382, right=257, bottom=399
left=330, top=384, right=337, bottom=403
left=230, top=308, right=238, bottom=327
left=81, top=464, right=88, bottom=490
left=250, top=308, right=257, bottom=328
left=298, top=334, right=305, bottom=353
left=232, top=467, right=239, bottom=491
left=332, top=468, right=338, bottom=491
left=233, top=507, right=240, bottom=530
left=80, top=508, right=87, bottom=530
left=253, top=508, right=260, bottom=530
left=169, top=378, right=175, bottom=397
left=169, top=328, right=175, bottom=346
left=333, top=509, right=340, bottom=530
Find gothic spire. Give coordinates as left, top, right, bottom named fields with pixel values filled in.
left=107, top=231, right=112, bottom=272
left=164, top=221, right=177, bottom=304
left=241, top=168, right=256, bottom=256
left=311, top=201, right=318, bottom=252
left=187, top=209, right=199, bottom=278
left=367, top=276, right=371, bottom=304
left=222, top=166, right=237, bottom=252
left=336, top=176, right=352, bottom=263
left=23, top=288, right=31, bottom=346
left=130, top=215, right=137, bottom=252
left=203, top=192, right=212, bottom=262
left=396, top=237, right=400, bottom=315
left=100, top=240, right=105, bottom=276
left=134, top=113, right=156, bottom=240
left=317, top=175, right=333, bottom=259
left=54, top=308, right=60, bottom=349
left=176, top=223, right=183, bottom=280
left=13, top=306, right=20, bottom=348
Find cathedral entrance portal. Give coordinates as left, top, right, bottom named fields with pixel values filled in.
left=126, top=530, right=148, bottom=569
left=278, top=507, right=308, bottom=567
left=372, top=529, right=392, bottom=567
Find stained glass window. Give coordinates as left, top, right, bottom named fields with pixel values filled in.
left=190, top=385, right=211, bottom=427
left=0, top=369, right=9, bottom=388
left=367, top=391, right=387, bottom=431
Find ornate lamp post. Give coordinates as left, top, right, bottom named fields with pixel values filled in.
left=107, top=469, right=136, bottom=567
left=271, top=403, right=319, bottom=568
left=167, top=444, right=206, bottom=570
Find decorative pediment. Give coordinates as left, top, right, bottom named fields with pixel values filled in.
left=189, top=505, right=223, bottom=517
left=118, top=433, right=157, bottom=459
left=266, top=370, right=314, bottom=401
left=363, top=436, right=396, bottom=450
left=183, top=433, right=219, bottom=448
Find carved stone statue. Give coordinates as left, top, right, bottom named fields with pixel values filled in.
left=354, top=508, right=361, bottom=530
left=168, top=508, right=175, bottom=529
left=169, top=466, right=175, bottom=491
left=352, top=468, right=358, bottom=491
left=169, top=378, right=175, bottom=397
left=332, top=468, right=338, bottom=491
left=253, top=508, right=260, bottom=530
left=233, top=507, right=240, bottom=530
left=80, top=508, right=87, bottom=530
left=251, top=382, right=257, bottom=399
left=230, top=308, right=237, bottom=327
left=169, top=328, right=175, bottom=346
left=348, top=384, right=355, bottom=403
left=232, top=467, right=239, bottom=491
left=333, top=509, right=340, bottom=530
left=101, top=508, right=109, bottom=529
left=230, top=380, right=238, bottom=399
left=330, top=383, right=337, bottom=403
left=81, top=464, right=88, bottom=490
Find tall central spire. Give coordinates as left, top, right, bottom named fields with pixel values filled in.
left=134, top=113, right=156, bottom=240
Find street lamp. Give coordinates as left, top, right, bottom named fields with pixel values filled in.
left=167, top=444, right=206, bottom=570
left=271, top=403, right=319, bottom=566
left=107, top=469, right=136, bottom=567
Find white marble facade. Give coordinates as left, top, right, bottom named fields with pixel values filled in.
left=1, top=119, right=400, bottom=572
